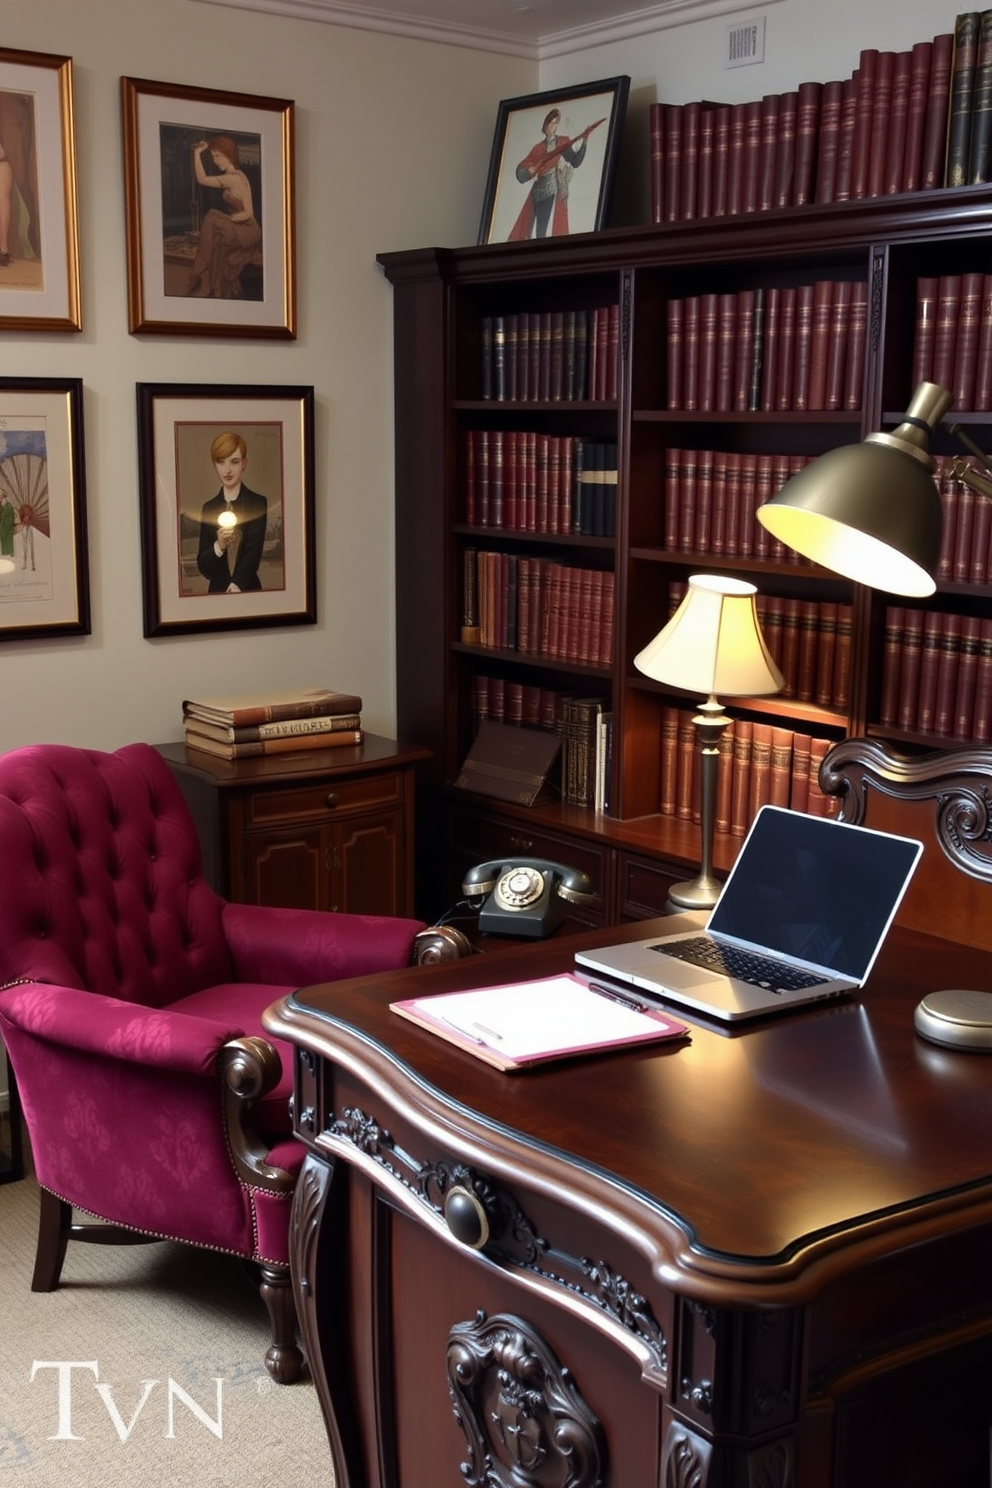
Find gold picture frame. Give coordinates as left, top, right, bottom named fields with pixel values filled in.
left=0, top=48, right=81, bottom=332
left=121, top=76, right=296, bottom=338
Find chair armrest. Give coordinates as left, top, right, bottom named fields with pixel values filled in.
left=0, top=981, right=242, bottom=1076
left=220, top=1036, right=297, bottom=1193
left=221, top=901, right=425, bottom=984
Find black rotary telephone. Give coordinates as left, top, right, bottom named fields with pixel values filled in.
left=461, top=857, right=595, bottom=938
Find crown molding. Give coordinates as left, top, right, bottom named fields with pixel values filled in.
left=194, top=0, right=783, bottom=61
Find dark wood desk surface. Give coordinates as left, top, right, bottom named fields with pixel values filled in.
left=267, top=917, right=992, bottom=1487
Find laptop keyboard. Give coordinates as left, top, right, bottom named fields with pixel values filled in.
left=650, top=936, right=829, bottom=993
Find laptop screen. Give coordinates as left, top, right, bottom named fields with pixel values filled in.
left=708, top=806, right=922, bottom=980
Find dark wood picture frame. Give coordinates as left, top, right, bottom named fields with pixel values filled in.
left=137, top=382, right=315, bottom=637
left=0, top=376, right=89, bottom=639
left=121, top=76, right=296, bottom=338
left=478, top=76, right=629, bottom=245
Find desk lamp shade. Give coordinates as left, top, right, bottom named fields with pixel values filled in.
left=635, top=575, right=783, bottom=909
left=756, top=382, right=951, bottom=598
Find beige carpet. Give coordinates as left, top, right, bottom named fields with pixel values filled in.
left=0, top=1159, right=334, bottom=1487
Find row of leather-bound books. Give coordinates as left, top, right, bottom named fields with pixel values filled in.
left=650, top=18, right=979, bottom=225
left=663, top=448, right=811, bottom=563
left=461, top=549, right=614, bottom=668
left=913, top=272, right=992, bottom=411
left=462, top=430, right=617, bottom=537
left=660, top=712, right=841, bottom=832
left=665, top=279, right=868, bottom=415
left=481, top=305, right=619, bottom=404
left=880, top=608, right=992, bottom=741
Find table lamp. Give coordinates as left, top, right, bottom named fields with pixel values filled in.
left=634, top=574, right=783, bottom=910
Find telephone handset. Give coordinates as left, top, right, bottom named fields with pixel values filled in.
left=462, top=857, right=595, bottom=939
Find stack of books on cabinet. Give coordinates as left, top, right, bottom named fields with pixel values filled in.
left=182, top=687, right=364, bottom=760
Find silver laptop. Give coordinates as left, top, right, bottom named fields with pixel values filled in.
left=575, top=805, right=922, bottom=1022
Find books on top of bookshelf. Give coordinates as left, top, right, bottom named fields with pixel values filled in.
left=182, top=687, right=364, bottom=760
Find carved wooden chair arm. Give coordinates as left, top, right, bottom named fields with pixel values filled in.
left=219, top=1035, right=297, bottom=1194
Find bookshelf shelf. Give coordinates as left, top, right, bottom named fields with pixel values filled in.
left=381, top=189, right=992, bottom=925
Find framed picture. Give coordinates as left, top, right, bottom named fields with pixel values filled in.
left=121, top=77, right=295, bottom=338
left=0, top=48, right=81, bottom=332
left=137, top=383, right=315, bottom=636
left=478, top=76, right=629, bottom=246
left=0, top=377, right=89, bottom=639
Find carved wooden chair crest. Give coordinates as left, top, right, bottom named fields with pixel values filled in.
left=820, top=738, right=992, bottom=951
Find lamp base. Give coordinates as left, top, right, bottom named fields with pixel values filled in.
left=914, top=988, right=992, bottom=1051
left=667, top=873, right=724, bottom=912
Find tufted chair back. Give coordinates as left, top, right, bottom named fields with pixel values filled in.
left=0, top=742, right=234, bottom=1004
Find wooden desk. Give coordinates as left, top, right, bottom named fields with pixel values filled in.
left=264, top=919, right=992, bottom=1487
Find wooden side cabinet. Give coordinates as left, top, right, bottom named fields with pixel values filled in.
left=157, top=734, right=430, bottom=919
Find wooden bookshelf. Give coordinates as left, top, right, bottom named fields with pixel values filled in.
left=380, top=187, right=992, bottom=925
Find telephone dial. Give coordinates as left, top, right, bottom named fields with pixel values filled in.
left=461, top=857, right=595, bottom=939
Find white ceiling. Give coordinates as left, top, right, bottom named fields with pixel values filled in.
left=196, top=0, right=752, bottom=61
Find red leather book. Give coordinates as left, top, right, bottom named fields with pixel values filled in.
left=683, top=296, right=701, bottom=411
left=833, top=77, right=858, bottom=201
left=710, top=452, right=728, bottom=557
left=678, top=448, right=697, bottom=551
left=680, top=100, right=702, bottom=220
left=772, top=287, right=797, bottom=412
left=935, top=613, right=964, bottom=736
left=878, top=606, right=905, bottom=726
left=715, top=292, right=738, bottom=412
left=824, top=279, right=853, bottom=410
left=866, top=51, right=897, bottom=197
left=806, top=737, right=837, bottom=817
left=489, top=429, right=505, bottom=528
left=973, top=274, right=992, bottom=409
left=843, top=281, right=868, bottom=410
left=954, top=615, right=982, bottom=737
left=806, top=280, right=835, bottom=411
left=850, top=49, right=880, bottom=198
left=757, top=595, right=784, bottom=678
left=558, top=435, right=575, bottom=535
left=902, top=40, right=933, bottom=191
left=922, top=612, right=949, bottom=731
left=912, top=275, right=939, bottom=386
left=698, top=104, right=717, bottom=220
left=698, top=291, right=720, bottom=411
left=740, top=100, right=763, bottom=213
left=769, top=726, right=794, bottom=807
left=795, top=600, right=820, bottom=702
left=922, top=33, right=955, bottom=188
left=663, top=103, right=683, bottom=221
left=693, top=449, right=714, bottom=552
left=789, top=731, right=811, bottom=812
left=952, top=269, right=985, bottom=408
left=814, top=602, right=839, bottom=707
left=664, top=446, right=682, bottom=550
left=946, top=11, right=981, bottom=186
left=606, top=304, right=619, bottom=401
left=649, top=102, right=665, bottom=222
left=730, top=719, right=754, bottom=837
left=780, top=599, right=802, bottom=698
left=737, top=452, right=757, bottom=556
left=792, top=282, right=815, bottom=411
left=734, top=289, right=756, bottom=411
left=971, top=464, right=992, bottom=580
left=666, top=298, right=684, bottom=409
left=723, top=452, right=742, bottom=556
left=715, top=721, right=736, bottom=833
left=535, top=431, right=550, bottom=533
left=753, top=453, right=774, bottom=557
left=935, top=456, right=958, bottom=583
left=793, top=81, right=822, bottom=205
left=597, top=571, right=615, bottom=668
left=464, top=429, right=478, bottom=525
left=726, top=103, right=747, bottom=215
left=973, top=619, right=992, bottom=741
left=757, top=93, right=781, bottom=211
left=759, top=285, right=781, bottom=412
left=660, top=707, right=680, bottom=816
left=968, top=9, right=992, bottom=182
left=711, top=106, right=731, bottom=217
left=814, top=80, right=844, bottom=203
left=897, top=609, right=925, bottom=731
left=932, top=274, right=963, bottom=396
left=768, top=453, right=791, bottom=563
left=748, top=286, right=765, bottom=412
left=676, top=710, right=697, bottom=821
left=883, top=51, right=912, bottom=194
left=502, top=429, right=518, bottom=530
left=952, top=480, right=976, bottom=581
left=833, top=604, right=854, bottom=710
left=748, top=722, right=773, bottom=821
left=774, top=90, right=798, bottom=207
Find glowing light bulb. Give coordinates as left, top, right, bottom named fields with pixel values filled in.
left=217, top=509, right=237, bottom=530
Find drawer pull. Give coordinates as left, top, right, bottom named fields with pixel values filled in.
left=325, top=792, right=338, bottom=808
left=444, top=1184, right=490, bottom=1249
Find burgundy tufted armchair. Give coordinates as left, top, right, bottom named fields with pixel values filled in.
left=0, top=742, right=426, bottom=1382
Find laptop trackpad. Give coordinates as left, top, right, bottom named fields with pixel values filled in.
left=635, top=954, right=717, bottom=990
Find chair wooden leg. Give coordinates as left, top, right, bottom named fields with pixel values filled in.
left=32, top=1187, right=72, bottom=1292
left=258, top=1262, right=303, bottom=1383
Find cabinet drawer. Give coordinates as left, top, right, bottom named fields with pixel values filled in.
left=246, top=771, right=404, bottom=827
left=619, top=852, right=686, bottom=920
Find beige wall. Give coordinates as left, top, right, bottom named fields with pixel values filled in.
left=1, top=0, right=533, bottom=752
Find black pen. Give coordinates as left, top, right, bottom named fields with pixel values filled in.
left=587, top=980, right=645, bottom=1013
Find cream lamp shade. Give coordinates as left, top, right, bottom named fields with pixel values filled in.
left=634, top=574, right=784, bottom=699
